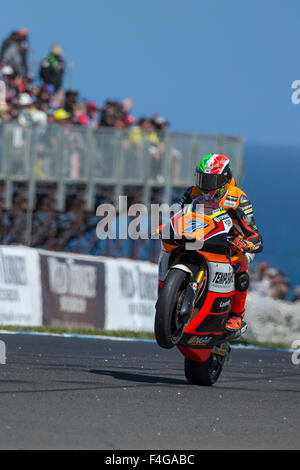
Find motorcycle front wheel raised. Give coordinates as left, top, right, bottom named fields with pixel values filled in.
left=155, top=268, right=189, bottom=349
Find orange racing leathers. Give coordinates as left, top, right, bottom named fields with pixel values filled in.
left=178, top=178, right=263, bottom=315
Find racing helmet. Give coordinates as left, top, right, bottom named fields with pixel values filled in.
left=195, top=154, right=233, bottom=201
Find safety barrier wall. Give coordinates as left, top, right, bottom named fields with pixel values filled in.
left=0, top=123, right=244, bottom=211
left=0, top=245, right=158, bottom=332
left=1, top=245, right=298, bottom=346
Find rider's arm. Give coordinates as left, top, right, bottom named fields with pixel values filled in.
left=229, top=194, right=263, bottom=253
left=179, top=186, right=199, bottom=207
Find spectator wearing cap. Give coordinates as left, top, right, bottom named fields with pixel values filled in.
left=0, top=64, right=15, bottom=80
left=76, top=102, right=99, bottom=128
left=1, top=65, right=23, bottom=106
left=152, top=113, right=169, bottom=132
left=0, top=65, right=14, bottom=96
left=124, top=114, right=135, bottom=128
left=17, top=92, right=34, bottom=126
left=17, top=92, right=47, bottom=128
left=39, top=45, right=65, bottom=92
left=53, top=108, right=71, bottom=124
left=86, top=102, right=99, bottom=129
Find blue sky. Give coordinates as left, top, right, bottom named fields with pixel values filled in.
left=1, top=0, right=300, bottom=146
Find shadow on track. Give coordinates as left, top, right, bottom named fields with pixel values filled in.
left=89, top=368, right=187, bottom=385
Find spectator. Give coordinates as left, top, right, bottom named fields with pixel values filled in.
left=249, top=262, right=292, bottom=301
left=268, top=270, right=290, bottom=301
left=17, top=92, right=35, bottom=127
left=64, top=89, right=78, bottom=118
left=0, top=64, right=15, bottom=80
left=76, top=112, right=89, bottom=127
left=100, top=100, right=119, bottom=127
left=249, top=262, right=271, bottom=296
left=128, top=117, right=166, bottom=181
left=99, top=98, right=135, bottom=128
left=76, top=101, right=99, bottom=129
left=0, top=31, right=18, bottom=61
left=152, top=113, right=169, bottom=132
left=0, top=65, right=18, bottom=103
left=124, top=113, right=136, bottom=128
left=86, top=102, right=99, bottom=129
left=37, top=84, right=55, bottom=112
left=39, top=45, right=65, bottom=91
left=16, top=92, right=47, bottom=128
left=16, top=28, right=29, bottom=76
left=30, top=103, right=48, bottom=127
left=293, top=286, right=300, bottom=303
left=53, top=108, right=71, bottom=124
left=129, top=117, right=160, bottom=148
left=0, top=30, right=171, bottom=139
left=0, top=28, right=29, bottom=76
left=0, top=103, right=12, bottom=122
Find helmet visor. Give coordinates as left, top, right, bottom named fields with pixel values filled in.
left=195, top=171, right=230, bottom=191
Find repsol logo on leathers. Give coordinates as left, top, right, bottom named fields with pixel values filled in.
left=212, top=272, right=234, bottom=285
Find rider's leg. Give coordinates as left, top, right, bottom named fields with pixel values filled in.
left=226, top=253, right=253, bottom=331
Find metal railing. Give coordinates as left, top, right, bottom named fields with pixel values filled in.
left=0, top=122, right=244, bottom=211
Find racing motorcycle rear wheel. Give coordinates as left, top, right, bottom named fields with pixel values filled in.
left=184, top=352, right=225, bottom=386
left=155, top=268, right=189, bottom=349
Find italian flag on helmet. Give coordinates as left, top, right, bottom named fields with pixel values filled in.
left=196, top=154, right=233, bottom=200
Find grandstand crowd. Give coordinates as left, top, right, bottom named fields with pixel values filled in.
left=0, top=28, right=169, bottom=133
left=248, top=262, right=300, bottom=303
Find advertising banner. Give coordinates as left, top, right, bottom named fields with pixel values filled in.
left=39, top=250, right=105, bottom=329
left=0, top=245, right=42, bottom=325
left=104, top=258, right=158, bottom=331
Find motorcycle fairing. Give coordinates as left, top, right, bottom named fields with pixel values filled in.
left=177, top=252, right=235, bottom=358
left=170, top=206, right=232, bottom=243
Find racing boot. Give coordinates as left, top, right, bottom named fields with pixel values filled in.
left=225, top=310, right=245, bottom=332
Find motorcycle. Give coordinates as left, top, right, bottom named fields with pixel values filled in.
left=154, top=197, right=248, bottom=386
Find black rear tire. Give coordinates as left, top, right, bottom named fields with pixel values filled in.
left=155, top=269, right=189, bottom=349
left=184, top=354, right=224, bottom=386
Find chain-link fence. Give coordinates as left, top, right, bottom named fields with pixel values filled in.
left=0, top=123, right=244, bottom=253
left=0, top=123, right=244, bottom=211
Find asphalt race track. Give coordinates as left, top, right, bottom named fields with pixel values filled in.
left=0, top=332, right=299, bottom=450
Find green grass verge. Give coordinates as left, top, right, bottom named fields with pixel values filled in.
left=233, top=339, right=291, bottom=350
left=0, top=325, right=292, bottom=349
left=0, top=325, right=155, bottom=340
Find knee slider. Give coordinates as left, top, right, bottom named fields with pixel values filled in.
left=235, top=271, right=249, bottom=292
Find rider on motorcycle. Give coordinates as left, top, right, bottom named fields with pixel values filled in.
left=158, top=153, right=263, bottom=332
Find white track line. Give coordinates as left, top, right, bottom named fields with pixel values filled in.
left=0, top=329, right=295, bottom=352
